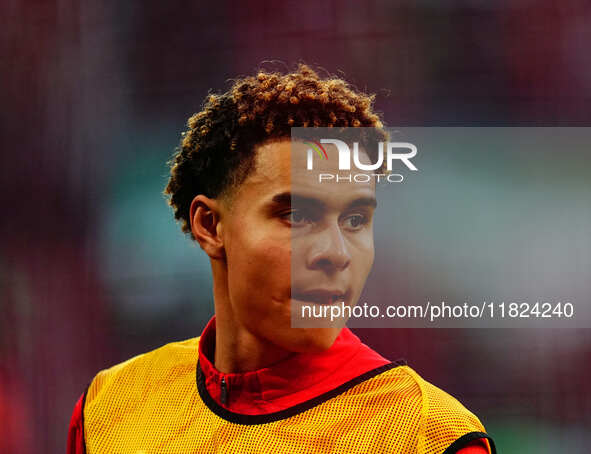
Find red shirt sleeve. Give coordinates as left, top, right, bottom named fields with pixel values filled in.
left=456, top=437, right=491, bottom=454
left=66, top=392, right=86, bottom=454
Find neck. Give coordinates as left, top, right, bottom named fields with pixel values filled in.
left=210, top=259, right=295, bottom=374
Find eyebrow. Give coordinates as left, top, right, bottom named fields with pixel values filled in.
left=346, top=196, right=377, bottom=210
left=270, top=192, right=377, bottom=210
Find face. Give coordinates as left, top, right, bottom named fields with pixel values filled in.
left=220, top=139, right=377, bottom=353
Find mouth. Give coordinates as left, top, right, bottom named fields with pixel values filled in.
left=292, top=289, right=348, bottom=306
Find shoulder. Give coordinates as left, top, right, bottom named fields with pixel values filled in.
left=70, top=338, right=201, bottom=452
left=85, top=336, right=200, bottom=407
left=372, top=365, right=495, bottom=454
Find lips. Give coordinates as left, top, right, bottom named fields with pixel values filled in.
left=292, top=289, right=347, bottom=305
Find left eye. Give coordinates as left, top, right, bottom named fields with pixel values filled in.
left=342, top=214, right=367, bottom=229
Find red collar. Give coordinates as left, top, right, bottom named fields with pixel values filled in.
left=197, top=315, right=391, bottom=414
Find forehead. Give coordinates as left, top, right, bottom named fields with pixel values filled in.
left=241, top=139, right=376, bottom=206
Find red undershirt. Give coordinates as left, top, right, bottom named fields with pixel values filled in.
left=67, top=316, right=488, bottom=453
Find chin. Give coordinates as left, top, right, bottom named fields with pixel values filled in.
left=287, top=327, right=341, bottom=353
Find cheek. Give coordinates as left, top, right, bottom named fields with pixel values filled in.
left=350, top=236, right=375, bottom=290
left=350, top=230, right=374, bottom=264
left=227, top=236, right=292, bottom=312
left=253, top=242, right=291, bottom=290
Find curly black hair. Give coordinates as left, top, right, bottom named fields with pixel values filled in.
left=164, top=63, right=386, bottom=238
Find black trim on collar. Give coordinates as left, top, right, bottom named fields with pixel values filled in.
left=442, top=431, right=497, bottom=454
left=195, top=357, right=407, bottom=425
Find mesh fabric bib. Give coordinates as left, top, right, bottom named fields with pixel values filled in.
left=83, top=338, right=495, bottom=454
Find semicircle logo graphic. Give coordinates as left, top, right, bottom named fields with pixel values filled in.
left=303, top=140, right=328, bottom=160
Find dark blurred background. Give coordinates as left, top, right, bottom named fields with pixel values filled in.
left=1, top=1, right=590, bottom=452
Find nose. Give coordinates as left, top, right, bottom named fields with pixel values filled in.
left=306, top=223, right=351, bottom=272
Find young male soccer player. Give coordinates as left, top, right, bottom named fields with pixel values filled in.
left=67, top=64, right=496, bottom=453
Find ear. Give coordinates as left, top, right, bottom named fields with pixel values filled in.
left=189, top=195, right=225, bottom=259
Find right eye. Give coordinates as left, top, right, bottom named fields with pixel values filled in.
left=280, top=209, right=310, bottom=227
